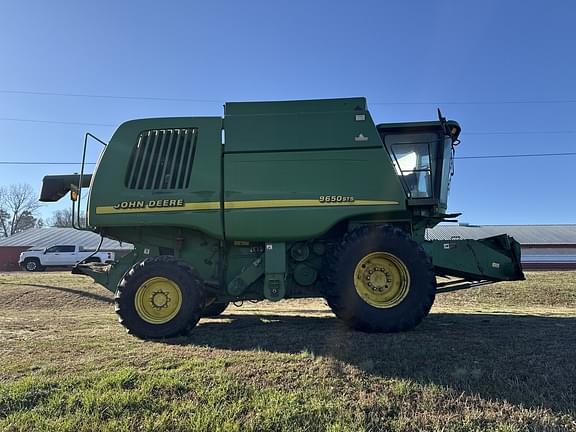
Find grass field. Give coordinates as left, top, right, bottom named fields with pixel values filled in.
left=0, top=271, right=575, bottom=431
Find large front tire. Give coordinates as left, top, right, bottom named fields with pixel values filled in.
left=323, top=225, right=436, bottom=332
left=115, top=256, right=205, bottom=339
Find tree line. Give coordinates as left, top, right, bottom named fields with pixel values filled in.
left=0, top=183, right=82, bottom=237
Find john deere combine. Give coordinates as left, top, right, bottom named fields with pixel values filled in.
left=40, top=98, right=524, bottom=339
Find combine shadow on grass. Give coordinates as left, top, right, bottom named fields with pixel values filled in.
left=177, top=312, right=576, bottom=415
left=22, top=283, right=114, bottom=304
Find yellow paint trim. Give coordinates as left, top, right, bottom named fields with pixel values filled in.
left=224, top=199, right=398, bottom=209
left=95, top=199, right=399, bottom=214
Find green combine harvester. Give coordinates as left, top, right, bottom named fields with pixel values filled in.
left=40, top=98, right=524, bottom=339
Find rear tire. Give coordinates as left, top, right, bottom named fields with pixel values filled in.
left=323, top=225, right=436, bottom=332
left=201, top=301, right=229, bottom=317
left=115, top=256, right=205, bottom=339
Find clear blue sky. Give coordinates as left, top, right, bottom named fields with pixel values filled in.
left=0, top=0, right=574, bottom=224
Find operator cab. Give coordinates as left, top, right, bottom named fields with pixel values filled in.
left=376, top=118, right=461, bottom=212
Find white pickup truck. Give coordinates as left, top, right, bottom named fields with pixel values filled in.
left=19, top=245, right=115, bottom=272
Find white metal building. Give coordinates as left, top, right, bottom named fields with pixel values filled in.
left=0, top=228, right=133, bottom=271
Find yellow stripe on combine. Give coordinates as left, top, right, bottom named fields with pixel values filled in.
left=224, top=199, right=398, bottom=209
left=95, top=199, right=399, bottom=215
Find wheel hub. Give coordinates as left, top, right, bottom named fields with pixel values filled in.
left=134, top=277, right=183, bottom=324
left=354, top=252, right=410, bottom=308
left=364, top=267, right=391, bottom=292
left=150, top=290, right=171, bottom=309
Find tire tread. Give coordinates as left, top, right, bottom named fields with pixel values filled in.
left=322, top=225, right=435, bottom=332
left=115, top=255, right=204, bottom=339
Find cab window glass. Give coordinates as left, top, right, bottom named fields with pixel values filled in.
left=46, top=245, right=75, bottom=253
left=385, top=133, right=437, bottom=198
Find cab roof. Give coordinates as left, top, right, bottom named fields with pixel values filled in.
left=377, top=120, right=461, bottom=140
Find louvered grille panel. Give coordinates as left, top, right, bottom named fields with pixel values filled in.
left=125, top=128, right=197, bottom=190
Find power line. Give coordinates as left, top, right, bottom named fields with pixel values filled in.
left=1, top=152, right=575, bottom=166
left=2, top=89, right=576, bottom=105
left=1, top=116, right=575, bottom=137
left=455, top=152, right=576, bottom=160
left=0, top=117, right=116, bottom=127
left=0, top=89, right=224, bottom=103
left=463, top=130, right=576, bottom=136
left=372, top=99, right=576, bottom=105
left=0, top=161, right=95, bottom=165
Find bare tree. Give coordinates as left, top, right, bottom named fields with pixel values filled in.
left=49, top=208, right=85, bottom=227
left=0, top=208, right=9, bottom=237
left=0, top=187, right=10, bottom=237
left=0, top=183, right=42, bottom=237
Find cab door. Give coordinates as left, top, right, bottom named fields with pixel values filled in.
left=42, top=245, right=64, bottom=265
left=43, top=245, right=76, bottom=265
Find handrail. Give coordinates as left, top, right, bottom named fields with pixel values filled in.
left=74, top=133, right=107, bottom=230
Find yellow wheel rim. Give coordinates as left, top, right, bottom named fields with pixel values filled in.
left=134, top=277, right=183, bottom=324
left=353, top=252, right=410, bottom=308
